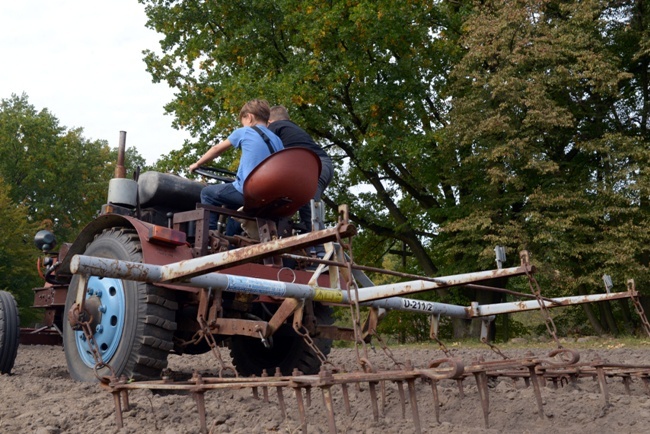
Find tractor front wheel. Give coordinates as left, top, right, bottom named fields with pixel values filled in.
left=63, top=228, right=177, bottom=382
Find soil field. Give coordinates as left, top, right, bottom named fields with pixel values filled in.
left=1, top=341, right=649, bottom=433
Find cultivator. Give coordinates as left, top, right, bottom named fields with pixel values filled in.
left=13, top=135, right=647, bottom=432
left=100, top=346, right=650, bottom=433
left=68, top=209, right=650, bottom=433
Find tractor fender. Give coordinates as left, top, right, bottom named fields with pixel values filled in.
left=57, top=214, right=193, bottom=275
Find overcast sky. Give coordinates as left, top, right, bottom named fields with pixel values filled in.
left=0, top=0, right=191, bottom=164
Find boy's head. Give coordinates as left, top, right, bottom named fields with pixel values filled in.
left=269, top=105, right=290, bottom=123
left=239, top=99, right=271, bottom=123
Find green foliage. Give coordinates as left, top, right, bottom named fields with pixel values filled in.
left=139, top=0, right=650, bottom=338
left=0, top=177, right=41, bottom=324
left=0, top=94, right=116, bottom=243
left=439, top=0, right=650, bottom=301
left=0, top=94, right=152, bottom=320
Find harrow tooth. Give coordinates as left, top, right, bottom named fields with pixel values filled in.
left=380, top=380, right=387, bottom=415
left=472, top=371, right=490, bottom=428
left=406, top=375, right=421, bottom=433
left=456, top=378, right=465, bottom=399
left=262, top=369, right=270, bottom=403
left=340, top=381, right=352, bottom=415
left=321, top=385, right=337, bottom=434
left=368, top=381, right=380, bottom=421
left=191, top=372, right=208, bottom=434
left=396, top=380, right=407, bottom=418
left=111, top=389, right=124, bottom=429
left=429, top=379, right=441, bottom=424
left=275, top=368, right=287, bottom=418
left=622, top=375, right=632, bottom=395
left=119, top=375, right=131, bottom=410
left=252, top=374, right=259, bottom=399
left=292, top=368, right=309, bottom=432
left=525, top=362, right=545, bottom=420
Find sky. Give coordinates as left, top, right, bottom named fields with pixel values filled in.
left=0, top=0, right=191, bottom=164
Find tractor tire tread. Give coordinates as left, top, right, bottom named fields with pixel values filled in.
left=0, top=291, right=20, bottom=375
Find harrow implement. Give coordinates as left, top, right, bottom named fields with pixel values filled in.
left=65, top=216, right=650, bottom=433
left=100, top=347, right=650, bottom=433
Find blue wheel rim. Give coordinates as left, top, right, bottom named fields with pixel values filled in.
left=75, top=276, right=126, bottom=368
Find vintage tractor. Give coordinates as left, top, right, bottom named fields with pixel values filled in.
left=24, top=131, right=349, bottom=381
left=6, top=132, right=643, bottom=387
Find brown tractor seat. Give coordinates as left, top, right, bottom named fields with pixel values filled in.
left=242, top=147, right=321, bottom=219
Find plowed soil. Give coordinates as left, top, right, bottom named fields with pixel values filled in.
left=1, top=341, right=649, bottom=433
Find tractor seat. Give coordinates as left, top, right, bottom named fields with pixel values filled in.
left=242, top=147, right=321, bottom=219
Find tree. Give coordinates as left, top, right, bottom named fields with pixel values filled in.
left=140, top=0, right=650, bottom=338
left=440, top=0, right=650, bottom=334
left=0, top=94, right=115, bottom=243
left=0, top=177, right=41, bottom=324
left=140, top=0, right=467, bottom=272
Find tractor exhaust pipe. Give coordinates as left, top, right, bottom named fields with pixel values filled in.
left=106, top=131, right=138, bottom=207
left=114, top=130, right=127, bottom=179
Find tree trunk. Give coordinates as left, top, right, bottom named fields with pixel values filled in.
left=582, top=304, right=606, bottom=335
left=599, top=302, right=620, bottom=335
left=617, top=299, right=635, bottom=335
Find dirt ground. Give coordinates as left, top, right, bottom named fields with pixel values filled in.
left=1, top=340, right=649, bottom=434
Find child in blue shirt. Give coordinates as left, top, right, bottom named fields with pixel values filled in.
left=189, top=99, right=284, bottom=231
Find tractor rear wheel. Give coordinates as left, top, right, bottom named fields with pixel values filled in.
left=230, top=302, right=334, bottom=376
left=63, top=228, right=177, bottom=382
left=0, top=290, right=20, bottom=375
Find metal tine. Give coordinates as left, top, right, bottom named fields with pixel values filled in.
left=596, top=367, right=610, bottom=406
left=642, top=376, right=650, bottom=395
left=191, top=372, right=208, bottom=434
left=622, top=375, right=632, bottom=395
left=430, top=378, right=441, bottom=424
left=306, top=386, right=312, bottom=407
left=193, top=391, right=208, bottom=434
left=261, top=369, right=269, bottom=403
left=368, top=381, right=380, bottom=422
left=321, top=386, right=337, bottom=434
left=456, top=378, right=465, bottom=398
left=274, top=368, right=287, bottom=418
left=526, top=363, right=545, bottom=420
left=473, top=371, right=490, bottom=428
left=252, top=373, right=259, bottom=399
left=381, top=380, right=387, bottom=415
left=120, top=389, right=130, bottom=411
left=319, top=368, right=338, bottom=434
left=340, top=380, right=352, bottom=415
left=292, top=369, right=309, bottom=433
left=396, top=380, right=407, bottom=418
left=112, top=390, right=124, bottom=429
left=118, top=375, right=131, bottom=410
left=405, top=361, right=422, bottom=434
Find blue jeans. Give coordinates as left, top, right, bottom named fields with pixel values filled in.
left=200, top=183, right=244, bottom=233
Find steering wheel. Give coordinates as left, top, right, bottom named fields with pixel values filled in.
left=194, top=166, right=236, bottom=183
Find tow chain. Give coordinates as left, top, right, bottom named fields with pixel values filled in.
left=371, top=329, right=404, bottom=368
left=525, top=267, right=563, bottom=349
left=196, top=316, right=238, bottom=378
left=336, top=222, right=371, bottom=372
left=79, top=317, right=117, bottom=381
left=293, top=322, right=339, bottom=371
left=481, top=337, right=509, bottom=360
left=430, top=326, right=452, bottom=357
left=628, top=280, right=650, bottom=337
